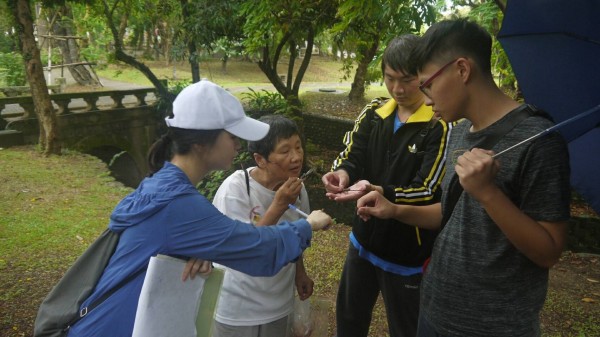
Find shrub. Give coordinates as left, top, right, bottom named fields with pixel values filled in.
left=242, top=87, right=295, bottom=118
left=0, top=52, right=26, bottom=86
left=197, top=152, right=252, bottom=201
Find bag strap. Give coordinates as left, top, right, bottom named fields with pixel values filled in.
left=411, top=115, right=439, bottom=153
left=63, top=266, right=146, bottom=332
left=241, top=163, right=251, bottom=196
left=440, top=104, right=539, bottom=228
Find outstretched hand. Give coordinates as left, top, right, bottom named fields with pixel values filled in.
left=325, top=180, right=371, bottom=202
left=306, top=209, right=334, bottom=230
left=356, top=191, right=395, bottom=222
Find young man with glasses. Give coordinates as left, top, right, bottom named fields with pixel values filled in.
left=356, top=19, right=570, bottom=337
left=322, top=35, right=450, bottom=337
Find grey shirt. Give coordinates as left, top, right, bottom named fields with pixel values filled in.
left=421, top=107, right=571, bottom=337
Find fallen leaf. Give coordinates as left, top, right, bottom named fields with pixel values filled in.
left=587, top=278, right=599, bottom=283
left=581, top=297, right=596, bottom=303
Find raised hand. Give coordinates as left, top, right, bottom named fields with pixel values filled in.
left=455, top=148, right=500, bottom=202
left=273, top=177, right=304, bottom=209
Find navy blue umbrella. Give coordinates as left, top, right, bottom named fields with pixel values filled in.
left=498, top=0, right=600, bottom=215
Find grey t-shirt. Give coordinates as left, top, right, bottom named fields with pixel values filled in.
left=421, top=107, right=571, bottom=337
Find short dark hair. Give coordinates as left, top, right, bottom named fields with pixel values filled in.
left=381, top=34, right=420, bottom=76
left=410, top=19, right=492, bottom=75
left=247, top=115, right=300, bottom=159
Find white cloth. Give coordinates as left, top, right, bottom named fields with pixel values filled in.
left=213, top=168, right=310, bottom=326
left=132, top=255, right=207, bottom=337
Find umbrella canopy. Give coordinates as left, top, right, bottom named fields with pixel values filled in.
left=498, top=0, right=600, bottom=215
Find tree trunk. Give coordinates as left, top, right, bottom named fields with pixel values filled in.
left=145, top=28, right=152, bottom=56
left=348, top=39, right=379, bottom=101
left=188, top=41, right=201, bottom=83
left=180, top=0, right=200, bottom=82
left=52, top=5, right=98, bottom=86
left=221, top=55, right=228, bottom=75
left=11, top=0, right=61, bottom=155
left=163, top=22, right=170, bottom=67
left=118, top=10, right=128, bottom=42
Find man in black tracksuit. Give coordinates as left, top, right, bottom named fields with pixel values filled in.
left=322, top=35, right=450, bottom=337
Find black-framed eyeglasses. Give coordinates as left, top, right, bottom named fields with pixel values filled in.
left=419, top=59, right=458, bottom=97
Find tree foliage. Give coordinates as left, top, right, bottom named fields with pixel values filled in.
left=331, top=0, right=437, bottom=100
left=98, top=0, right=174, bottom=103
left=241, top=0, right=338, bottom=112
left=177, top=0, right=245, bottom=81
left=444, top=0, right=516, bottom=95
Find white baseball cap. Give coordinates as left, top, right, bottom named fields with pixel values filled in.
left=165, top=80, right=270, bottom=141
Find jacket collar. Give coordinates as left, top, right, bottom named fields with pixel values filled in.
left=375, top=99, right=434, bottom=123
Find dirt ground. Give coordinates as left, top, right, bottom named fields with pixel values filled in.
left=542, top=251, right=599, bottom=335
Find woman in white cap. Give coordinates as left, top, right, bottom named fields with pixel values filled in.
left=65, top=80, right=332, bottom=337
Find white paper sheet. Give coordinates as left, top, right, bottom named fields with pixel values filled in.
left=132, top=255, right=215, bottom=337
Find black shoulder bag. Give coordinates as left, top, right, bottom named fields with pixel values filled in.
left=440, top=104, right=542, bottom=228
left=34, top=229, right=145, bottom=337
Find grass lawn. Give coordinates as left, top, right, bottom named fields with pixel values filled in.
left=96, top=56, right=350, bottom=86
left=94, top=56, right=390, bottom=102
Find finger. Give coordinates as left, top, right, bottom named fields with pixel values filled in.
left=199, top=261, right=213, bottom=275
left=472, top=148, right=495, bottom=157
left=181, top=260, right=197, bottom=282
left=292, top=179, right=303, bottom=191
left=281, top=177, right=294, bottom=188
left=357, top=191, right=376, bottom=207
left=305, top=282, right=314, bottom=298
left=181, top=264, right=192, bottom=282
left=298, top=288, right=307, bottom=300
left=187, top=262, right=200, bottom=280
left=198, top=261, right=208, bottom=273
left=321, top=174, right=333, bottom=186
left=356, top=207, right=371, bottom=220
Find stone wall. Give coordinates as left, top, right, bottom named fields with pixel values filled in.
left=302, top=112, right=356, bottom=225
left=303, top=112, right=353, bottom=151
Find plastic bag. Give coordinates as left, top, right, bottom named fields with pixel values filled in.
left=290, top=297, right=313, bottom=337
